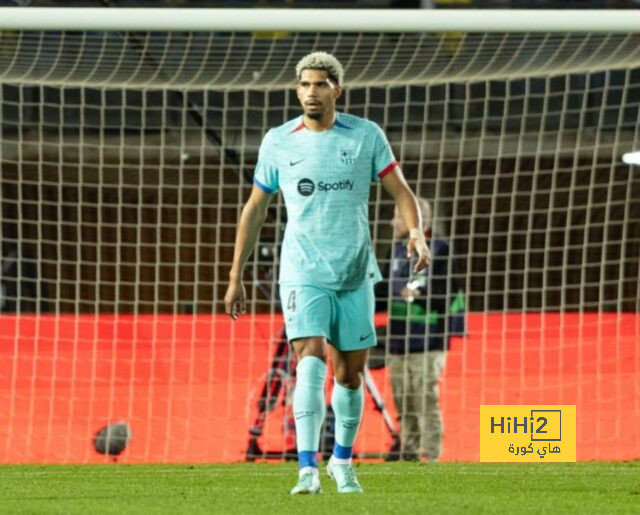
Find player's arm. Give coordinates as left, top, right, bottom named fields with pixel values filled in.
left=224, top=185, right=273, bottom=319
left=381, top=166, right=431, bottom=272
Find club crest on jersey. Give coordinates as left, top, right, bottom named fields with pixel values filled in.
left=338, top=148, right=356, bottom=165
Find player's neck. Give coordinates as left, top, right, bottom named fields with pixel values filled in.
left=303, top=111, right=336, bottom=132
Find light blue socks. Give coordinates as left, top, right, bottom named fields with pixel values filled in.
left=331, top=379, right=364, bottom=460
left=293, top=356, right=327, bottom=469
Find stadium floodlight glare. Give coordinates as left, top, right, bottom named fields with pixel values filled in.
left=622, top=151, right=640, bottom=166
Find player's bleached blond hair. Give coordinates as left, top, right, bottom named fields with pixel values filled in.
left=295, top=51, right=344, bottom=85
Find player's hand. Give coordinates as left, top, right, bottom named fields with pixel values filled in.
left=224, top=279, right=246, bottom=320
left=407, top=228, right=431, bottom=273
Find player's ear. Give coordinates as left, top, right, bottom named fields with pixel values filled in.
left=334, top=84, right=343, bottom=99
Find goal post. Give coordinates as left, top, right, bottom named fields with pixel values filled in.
left=2, top=7, right=640, bottom=32
left=0, top=8, right=638, bottom=463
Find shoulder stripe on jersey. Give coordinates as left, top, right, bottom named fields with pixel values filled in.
left=254, top=177, right=276, bottom=194
left=289, top=122, right=305, bottom=134
left=335, top=118, right=352, bottom=129
left=378, top=160, right=398, bottom=179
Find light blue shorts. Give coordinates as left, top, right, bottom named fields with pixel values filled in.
left=279, top=279, right=377, bottom=352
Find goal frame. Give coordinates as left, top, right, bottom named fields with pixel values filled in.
left=1, top=8, right=640, bottom=33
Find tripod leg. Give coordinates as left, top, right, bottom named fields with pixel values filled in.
left=245, top=328, right=290, bottom=460
left=245, top=437, right=263, bottom=462
left=363, top=366, right=400, bottom=439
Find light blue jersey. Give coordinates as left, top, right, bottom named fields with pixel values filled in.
left=254, top=112, right=397, bottom=290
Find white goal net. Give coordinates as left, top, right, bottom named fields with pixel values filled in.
left=0, top=9, right=639, bottom=463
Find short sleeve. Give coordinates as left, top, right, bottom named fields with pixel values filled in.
left=253, top=131, right=279, bottom=194
left=370, top=123, right=397, bottom=183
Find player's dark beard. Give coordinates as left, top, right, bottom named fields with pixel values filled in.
left=306, top=111, right=322, bottom=120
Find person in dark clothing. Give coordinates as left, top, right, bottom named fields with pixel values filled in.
left=378, top=198, right=465, bottom=461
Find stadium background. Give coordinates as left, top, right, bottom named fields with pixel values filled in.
left=0, top=0, right=639, bottom=463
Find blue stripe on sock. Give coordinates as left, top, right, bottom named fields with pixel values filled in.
left=298, top=450, right=318, bottom=469
left=333, top=443, right=353, bottom=460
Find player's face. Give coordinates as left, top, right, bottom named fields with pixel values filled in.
left=391, top=207, right=409, bottom=239
left=296, top=69, right=342, bottom=120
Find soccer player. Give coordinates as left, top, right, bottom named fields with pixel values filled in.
left=224, top=51, right=430, bottom=495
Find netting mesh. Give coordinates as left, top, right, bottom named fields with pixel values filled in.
left=0, top=29, right=639, bottom=463
left=1, top=31, right=640, bottom=88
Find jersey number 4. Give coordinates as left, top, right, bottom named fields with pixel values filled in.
left=287, top=291, right=296, bottom=312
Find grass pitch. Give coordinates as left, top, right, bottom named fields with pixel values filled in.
left=0, top=461, right=638, bottom=514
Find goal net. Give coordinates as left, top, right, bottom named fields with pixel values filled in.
left=0, top=8, right=639, bottom=463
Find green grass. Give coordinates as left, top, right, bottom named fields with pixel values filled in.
left=0, top=462, right=638, bottom=514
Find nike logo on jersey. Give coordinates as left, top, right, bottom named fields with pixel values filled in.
left=289, top=159, right=305, bottom=167
left=359, top=332, right=373, bottom=342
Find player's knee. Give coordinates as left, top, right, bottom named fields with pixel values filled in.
left=333, top=370, right=362, bottom=389
left=292, top=337, right=327, bottom=361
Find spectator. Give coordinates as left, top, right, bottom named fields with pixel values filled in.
left=379, top=198, right=465, bottom=462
